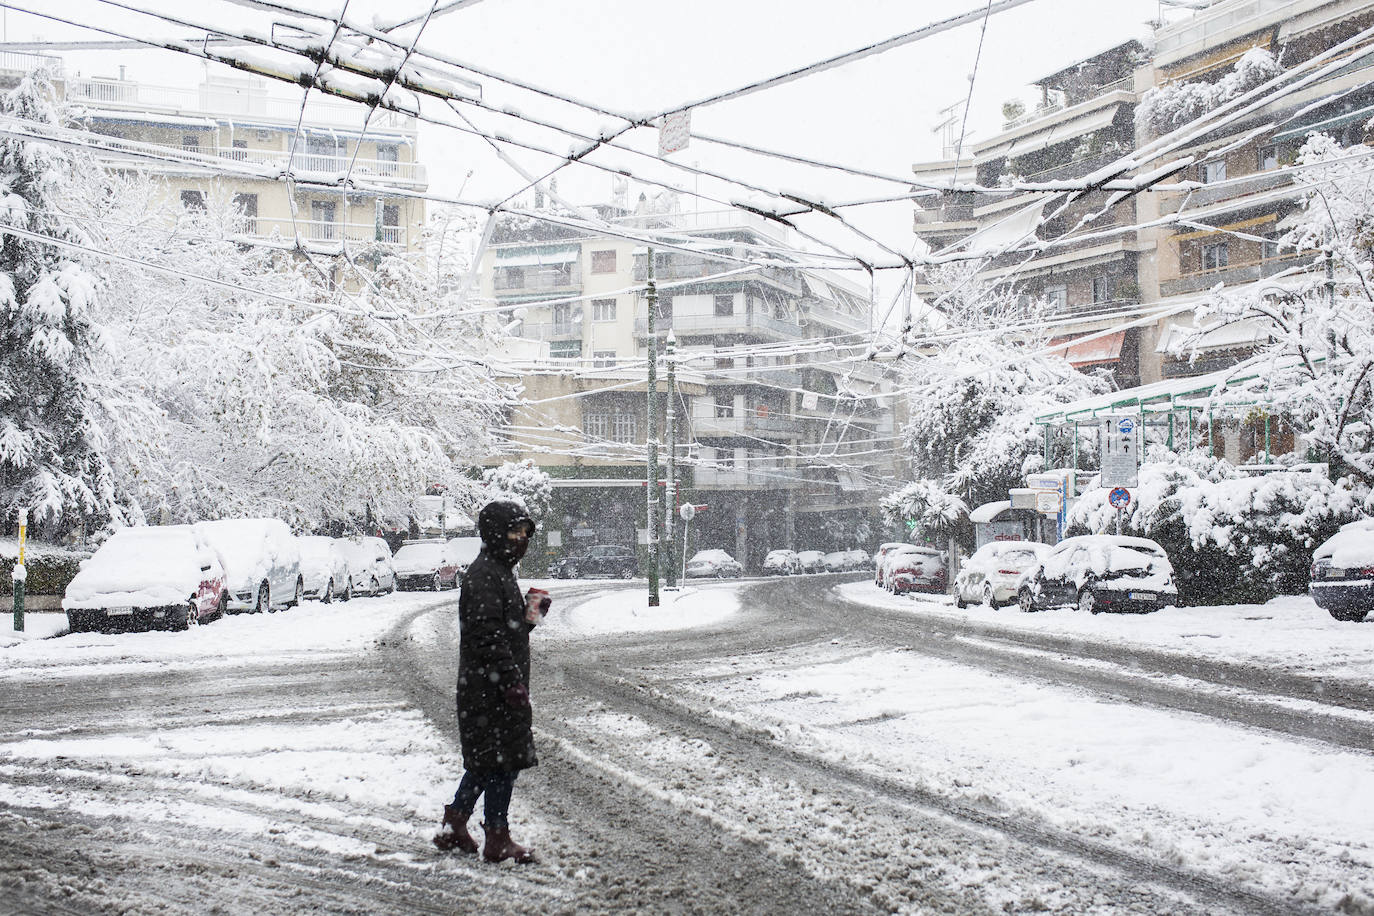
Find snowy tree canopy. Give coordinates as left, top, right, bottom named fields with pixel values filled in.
left=893, top=266, right=1107, bottom=515
left=1137, top=47, right=1283, bottom=136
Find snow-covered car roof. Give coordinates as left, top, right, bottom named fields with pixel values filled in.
left=797, top=550, right=826, bottom=560
left=765, top=549, right=798, bottom=560
left=447, top=536, right=482, bottom=565
left=393, top=542, right=448, bottom=574
left=689, top=549, right=736, bottom=563
left=63, top=526, right=208, bottom=610
left=296, top=535, right=339, bottom=562
left=193, top=518, right=299, bottom=591
left=1313, top=518, right=1374, bottom=567
left=966, top=541, right=1047, bottom=569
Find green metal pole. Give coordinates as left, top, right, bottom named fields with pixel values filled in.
left=12, top=510, right=27, bottom=633
left=665, top=330, right=678, bottom=589
left=1264, top=412, right=1272, bottom=463
left=646, top=250, right=661, bottom=607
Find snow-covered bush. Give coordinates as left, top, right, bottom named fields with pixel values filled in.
left=1066, top=455, right=1363, bottom=604
left=480, top=459, right=552, bottom=522
left=1137, top=47, right=1282, bottom=135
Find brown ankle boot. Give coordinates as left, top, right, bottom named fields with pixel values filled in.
left=432, top=804, right=478, bottom=853
left=481, top=822, right=535, bottom=864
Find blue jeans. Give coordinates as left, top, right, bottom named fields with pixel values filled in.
left=452, top=770, right=518, bottom=830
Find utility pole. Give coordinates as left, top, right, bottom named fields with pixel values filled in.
left=665, top=330, right=678, bottom=589
left=646, top=249, right=661, bottom=607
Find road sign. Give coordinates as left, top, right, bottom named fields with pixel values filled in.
left=1035, top=491, right=1061, bottom=514
left=1100, top=414, right=1139, bottom=488
left=679, top=503, right=696, bottom=521
left=1108, top=487, right=1131, bottom=509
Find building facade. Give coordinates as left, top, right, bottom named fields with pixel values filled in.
left=480, top=206, right=899, bottom=572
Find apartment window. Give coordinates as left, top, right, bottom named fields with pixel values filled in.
left=592, top=298, right=617, bottom=321
left=495, top=266, right=524, bottom=290
left=1091, top=276, right=1110, bottom=303
left=715, top=394, right=735, bottom=418
left=1262, top=233, right=1282, bottom=262
left=1200, top=160, right=1227, bottom=184
left=382, top=204, right=400, bottom=227
left=714, top=294, right=735, bottom=317
left=715, top=356, right=734, bottom=371
left=310, top=200, right=337, bottom=239
left=376, top=143, right=399, bottom=174
left=256, top=129, right=272, bottom=141
left=591, top=249, right=617, bottom=274
left=182, top=134, right=201, bottom=152
left=592, top=350, right=617, bottom=368
left=230, top=138, right=248, bottom=160
left=1202, top=242, right=1229, bottom=272
left=1258, top=145, right=1278, bottom=171
left=584, top=409, right=635, bottom=442
left=611, top=413, right=637, bottom=443
left=180, top=189, right=205, bottom=210
left=305, top=134, right=341, bottom=169
left=716, top=450, right=734, bottom=470
left=1044, top=284, right=1067, bottom=311
left=232, top=193, right=258, bottom=232
left=549, top=340, right=582, bottom=360
left=656, top=295, right=673, bottom=320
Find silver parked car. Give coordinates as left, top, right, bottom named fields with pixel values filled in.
left=297, top=535, right=352, bottom=603
left=340, top=536, right=397, bottom=596
left=762, top=549, right=802, bottom=575
left=194, top=518, right=303, bottom=613
left=685, top=549, right=743, bottom=578
left=954, top=541, right=1048, bottom=608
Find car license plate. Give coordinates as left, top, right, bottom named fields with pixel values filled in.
left=106, top=606, right=134, bottom=616
left=1128, top=592, right=1156, bottom=601
left=1325, top=567, right=1346, bottom=579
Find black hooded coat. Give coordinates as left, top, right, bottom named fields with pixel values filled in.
left=456, top=500, right=538, bottom=773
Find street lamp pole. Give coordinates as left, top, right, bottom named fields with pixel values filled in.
left=646, top=249, right=661, bottom=607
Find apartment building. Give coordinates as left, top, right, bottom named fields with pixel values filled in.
left=480, top=205, right=899, bottom=571
left=912, top=40, right=1151, bottom=390
left=3, top=56, right=426, bottom=258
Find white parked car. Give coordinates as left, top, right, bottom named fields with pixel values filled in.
left=821, top=551, right=851, bottom=573
left=845, top=549, right=872, bottom=570
left=340, top=536, right=397, bottom=596
left=1018, top=535, right=1177, bottom=614
left=796, top=550, right=826, bottom=574
left=954, top=541, right=1049, bottom=608
left=685, top=549, right=743, bottom=578
left=297, top=535, right=352, bottom=603
left=194, top=518, right=303, bottom=614
left=762, top=549, right=801, bottom=576
left=447, top=536, right=483, bottom=577
left=63, top=525, right=227, bottom=633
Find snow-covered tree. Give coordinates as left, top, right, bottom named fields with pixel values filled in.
left=0, top=72, right=136, bottom=530
left=893, top=265, right=1107, bottom=515
left=479, top=459, right=552, bottom=522
left=1174, top=133, right=1374, bottom=499
left=79, top=177, right=510, bottom=529
left=1137, top=47, right=1282, bottom=136
left=1067, top=451, right=1360, bottom=604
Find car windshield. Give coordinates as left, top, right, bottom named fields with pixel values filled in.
left=394, top=544, right=442, bottom=565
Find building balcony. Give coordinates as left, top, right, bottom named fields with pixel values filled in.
left=691, top=413, right=799, bottom=438
left=694, top=458, right=793, bottom=490
left=635, top=311, right=803, bottom=341
left=518, top=321, right=581, bottom=341
left=223, top=149, right=426, bottom=185
left=494, top=267, right=582, bottom=296
left=1153, top=0, right=1299, bottom=68
left=1158, top=169, right=1294, bottom=218
left=1159, top=252, right=1308, bottom=297
left=65, top=76, right=419, bottom=134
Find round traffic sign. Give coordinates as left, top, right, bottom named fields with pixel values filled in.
left=679, top=503, right=696, bottom=521
left=1117, top=417, right=1135, bottom=435
left=1108, top=486, right=1131, bottom=509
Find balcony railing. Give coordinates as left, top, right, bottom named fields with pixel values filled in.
left=691, top=413, right=799, bottom=437
left=222, top=148, right=426, bottom=184
left=694, top=457, right=792, bottom=489
left=1154, top=0, right=1294, bottom=59
left=518, top=321, right=581, bottom=340
left=635, top=311, right=803, bottom=340
left=1160, top=169, right=1293, bottom=215
left=494, top=266, right=582, bottom=294
left=0, top=51, right=62, bottom=75
left=1159, top=252, right=1307, bottom=296
left=248, top=218, right=405, bottom=247
left=66, top=77, right=418, bottom=133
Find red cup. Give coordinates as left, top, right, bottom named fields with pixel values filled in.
left=524, top=587, right=551, bottom=624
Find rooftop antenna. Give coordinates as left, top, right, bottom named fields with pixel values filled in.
left=933, top=99, right=968, bottom=160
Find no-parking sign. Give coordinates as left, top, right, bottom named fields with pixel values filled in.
left=1108, top=486, right=1131, bottom=509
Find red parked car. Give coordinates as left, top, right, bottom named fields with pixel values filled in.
left=884, top=546, right=947, bottom=595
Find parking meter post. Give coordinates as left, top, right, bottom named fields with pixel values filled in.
left=13, top=510, right=27, bottom=633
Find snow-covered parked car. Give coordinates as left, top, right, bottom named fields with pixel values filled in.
left=1018, top=535, right=1177, bottom=614
left=821, top=550, right=851, bottom=572
left=1309, top=518, right=1374, bottom=622
left=796, top=550, right=826, bottom=574
left=685, top=549, right=743, bottom=578
left=393, top=540, right=461, bottom=591
left=340, top=536, right=396, bottom=596
left=883, top=545, right=946, bottom=595
left=447, top=536, right=483, bottom=577
left=762, top=549, right=801, bottom=576
left=550, top=544, right=638, bottom=579
left=297, top=535, right=352, bottom=603
left=63, top=525, right=228, bottom=633
left=195, top=518, right=303, bottom=614
left=873, top=542, right=912, bottom=586
left=845, top=548, right=872, bottom=570
left=954, top=541, right=1049, bottom=608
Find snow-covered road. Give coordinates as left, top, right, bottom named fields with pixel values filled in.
left=1, top=577, right=1371, bottom=914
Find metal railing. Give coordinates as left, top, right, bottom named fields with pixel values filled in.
left=258, top=218, right=406, bottom=246
left=1160, top=251, right=1307, bottom=296
left=0, top=51, right=62, bottom=75
left=220, top=148, right=425, bottom=183
left=635, top=311, right=803, bottom=339
left=1154, top=0, right=1294, bottom=58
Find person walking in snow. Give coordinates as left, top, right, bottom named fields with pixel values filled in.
left=433, top=499, right=546, bottom=864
